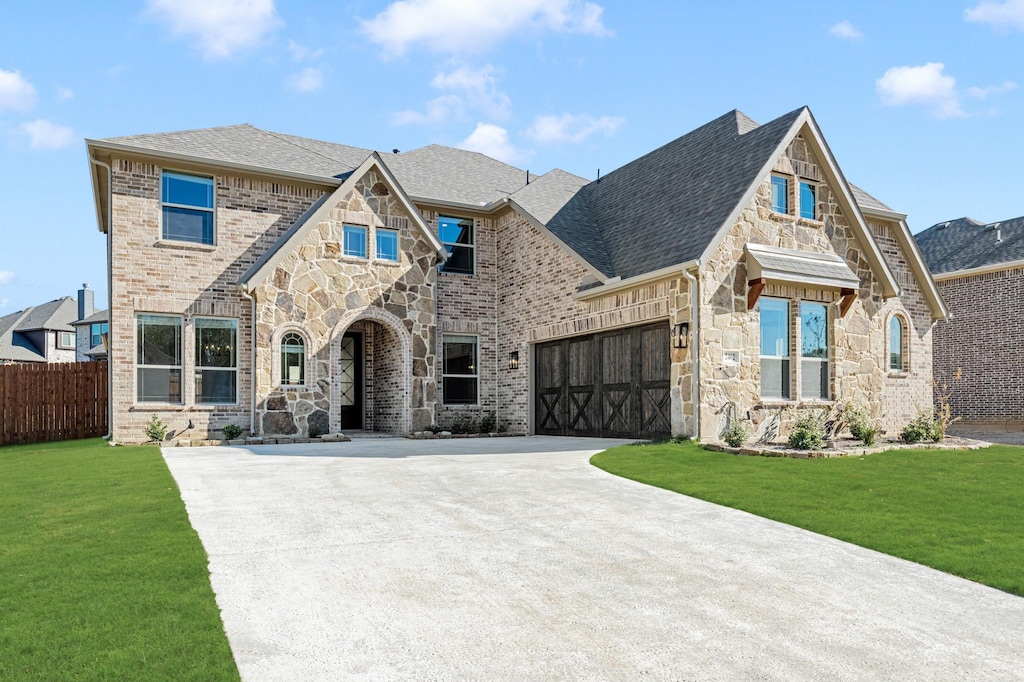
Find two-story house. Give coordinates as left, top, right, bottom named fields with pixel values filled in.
left=86, top=107, right=946, bottom=443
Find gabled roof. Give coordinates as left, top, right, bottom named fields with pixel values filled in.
left=238, top=153, right=445, bottom=292
left=0, top=298, right=78, bottom=362
left=13, top=297, right=77, bottom=332
left=915, top=215, right=1024, bottom=276
left=71, top=308, right=109, bottom=327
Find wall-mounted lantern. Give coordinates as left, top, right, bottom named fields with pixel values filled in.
left=508, top=351, right=520, bottom=370
left=673, top=322, right=689, bottom=349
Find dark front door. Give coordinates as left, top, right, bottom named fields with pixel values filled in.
left=339, top=332, right=363, bottom=430
left=535, top=323, right=671, bottom=439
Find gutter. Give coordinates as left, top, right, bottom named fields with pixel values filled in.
left=682, top=264, right=700, bottom=441
left=931, top=257, right=1024, bottom=282
left=574, top=260, right=698, bottom=301
left=89, top=155, right=114, bottom=440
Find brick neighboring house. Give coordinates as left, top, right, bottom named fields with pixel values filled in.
left=86, top=106, right=947, bottom=444
left=915, top=216, right=1023, bottom=426
left=0, top=297, right=79, bottom=364
left=69, top=283, right=109, bottom=362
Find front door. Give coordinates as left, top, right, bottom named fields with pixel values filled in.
left=339, top=332, right=363, bottom=430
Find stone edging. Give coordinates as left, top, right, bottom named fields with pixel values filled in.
left=703, top=437, right=991, bottom=459
left=406, top=432, right=526, bottom=440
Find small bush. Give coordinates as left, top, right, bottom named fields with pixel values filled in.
left=859, top=426, right=878, bottom=446
left=222, top=424, right=244, bottom=440
left=451, top=412, right=477, bottom=434
left=479, top=411, right=497, bottom=434
left=900, top=413, right=936, bottom=444
left=722, top=421, right=748, bottom=448
left=145, top=414, right=167, bottom=443
left=845, top=403, right=878, bottom=445
left=426, top=423, right=441, bottom=434
left=788, top=411, right=824, bottom=450
left=308, top=422, right=326, bottom=439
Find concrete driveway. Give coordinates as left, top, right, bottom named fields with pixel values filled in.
left=163, top=436, right=1024, bottom=681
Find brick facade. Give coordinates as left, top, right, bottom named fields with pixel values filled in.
left=932, top=268, right=1024, bottom=424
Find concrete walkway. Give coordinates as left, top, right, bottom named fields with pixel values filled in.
left=163, top=437, right=1024, bottom=681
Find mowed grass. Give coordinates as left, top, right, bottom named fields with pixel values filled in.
left=591, top=441, right=1024, bottom=596
left=0, top=439, right=238, bottom=681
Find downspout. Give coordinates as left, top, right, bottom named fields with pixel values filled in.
left=238, top=286, right=258, bottom=437
left=682, top=263, right=700, bottom=440
left=90, top=156, right=114, bottom=440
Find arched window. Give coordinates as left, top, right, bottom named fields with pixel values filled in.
left=281, top=332, right=306, bottom=385
left=889, top=316, right=905, bottom=371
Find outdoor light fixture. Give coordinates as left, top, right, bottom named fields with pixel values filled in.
left=508, top=351, right=520, bottom=370
left=673, top=322, right=689, bottom=349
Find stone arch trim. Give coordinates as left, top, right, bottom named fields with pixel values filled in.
left=329, top=306, right=414, bottom=434
left=270, top=323, right=315, bottom=389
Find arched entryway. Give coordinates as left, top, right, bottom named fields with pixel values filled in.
left=329, top=307, right=413, bottom=434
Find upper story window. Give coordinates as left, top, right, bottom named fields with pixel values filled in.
left=439, top=216, right=474, bottom=275
left=281, top=332, right=306, bottom=386
left=890, top=316, right=906, bottom=371
left=771, top=175, right=790, bottom=214
left=195, top=318, right=237, bottom=404
left=137, top=314, right=182, bottom=403
left=442, top=334, right=478, bottom=404
left=343, top=224, right=367, bottom=258
left=59, top=331, right=75, bottom=349
left=161, top=171, right=214, bottom=245
left=90, top=322, right=109, bottom=348
left=799, top=181, right=817, bottom=220
left=800, top=302, right=829, bottom=399
left=376, top=228, right=399, bottom=262
left=759, top=298, right=791, bottom=399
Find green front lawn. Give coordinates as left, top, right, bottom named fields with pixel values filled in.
left=592, top=441, right=1024, bottom=596
left=0, top=439, right=238, bottom=681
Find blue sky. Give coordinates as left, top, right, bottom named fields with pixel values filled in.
left=1, top=0, right=1022, bottom=314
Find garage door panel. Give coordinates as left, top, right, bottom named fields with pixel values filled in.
left=535, top=322, right=671, bottom=439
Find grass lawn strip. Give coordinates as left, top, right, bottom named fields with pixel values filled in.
left=591, top=441, right=1024, bottom=596
left=0, top=439, right=239, bottom=681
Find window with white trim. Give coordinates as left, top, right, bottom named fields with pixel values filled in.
left=281, top=332, right=306, bottom=386
left=90, top=322, right=109, bottom=348
left=137, top=314, right=182, bottom=403
left=161, top=171, right=214, bottom=244
left=771, top=175, right=790, bottom=214
left=59, top=331, right=75, bottom=349
left=195, top=318, right=237, bottom=404
left=800, top=302, right=829, bottom=400
left=442, top=334, right=478, bottom=404
left=343, top=224, right=367, bottom=258
left=759, top=298, right=790, bottom=399
left=890, top=316, right=906, bottom=371
left=376, top=228, right=399, bottom=262
left=439, top=216, right=474, bottom=275
left=799, top=180, right=817, bottom=220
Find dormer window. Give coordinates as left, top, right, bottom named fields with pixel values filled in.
left=161, top=171, right=214, bottom=245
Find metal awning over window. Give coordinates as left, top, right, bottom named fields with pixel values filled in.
left=745, top=243, right=860, bottom=316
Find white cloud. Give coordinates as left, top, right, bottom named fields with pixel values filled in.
left=361, top=0, right=611, bottom=58
left=524, top=113, right=624, bottom=144
left=876, top=63, right=966, bottom=119
left=287, top=40, right=324, bottom=62
left=828, top=20, right=863, bottom=40
left=967, top=80, right=1018, bottom=98
left=394, top=64, right=511, bottom=125
left=0, top=68, right=37, bottom=112
left=457, top=123, right=527, bottom=164
left=286, top=68, right=324, bottom=93
left=20, top=119, right=76, bottom=150
left=0, top=298, right=8, bottom=309
left=145, top=0, right=280, bottom=59
left=965, top=0, right=1024, bottom=31
left=0, top=271, right=14, bottom=285
left=55, top=86, right=74, bottom=101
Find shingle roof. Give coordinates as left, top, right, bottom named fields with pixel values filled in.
left=0, top=309, right=43, bottom=362
left=849, top=183, right=895, bottom=214
left=14, top=297, right=77, bottom=332
left=915, top=216, right=1024, bottom=274
left=71, top=308, right=109, bottom=326
left=539, top=108, right=804, bottom=279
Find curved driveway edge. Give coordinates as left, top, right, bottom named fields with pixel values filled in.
left=163, top=436, right=1024, bottom=680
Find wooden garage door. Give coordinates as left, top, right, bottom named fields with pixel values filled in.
left=535, top=322, right=671, bottom=439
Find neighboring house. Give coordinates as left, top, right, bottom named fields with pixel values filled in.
left=86, top=106, right=946, bottom=443
left=0, top=297, right=79, bottom=364
left=70, top=283, right=109, bottom=362
left=915, top=216, right=1023, bottom=425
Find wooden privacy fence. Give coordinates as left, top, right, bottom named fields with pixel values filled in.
left=0, top=361, right=108, bottom=446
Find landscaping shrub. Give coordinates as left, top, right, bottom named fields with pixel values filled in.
left=222, top=424, right=243, bottom=440
left=900, top=413, right=936, bottom=444
left=145, top=414, right=167, bottom=443
left=479, top=411, right=497, bottom=434
left=308, top=422, right=326, bottom=439
left=722, top=421, right=748, bottom=448
left=859, top=426, right=878, bottom=446
left=451, top=412, right=477, bottom=434
left=788, top=411, right=824, bottom=450
left=845, top=402, right=877, bottom=445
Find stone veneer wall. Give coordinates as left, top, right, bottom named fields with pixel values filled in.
left=697, top=136, right=933, bottom=441
left=107, top=157, right=325, bottom=442
left=493, top=209, right=691, bottom=435
left=253, top=170, right=437, bottom=436
left=933, top=268, right=1024, bottom=424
